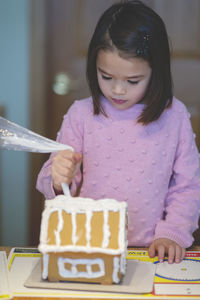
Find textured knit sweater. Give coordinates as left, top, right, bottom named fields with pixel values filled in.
left=36, top=96, right=200, bottom=248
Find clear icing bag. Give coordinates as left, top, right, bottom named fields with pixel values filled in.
left=0, top=116, right=73, bottom=153
left=0, top=116, right=74, bottom=196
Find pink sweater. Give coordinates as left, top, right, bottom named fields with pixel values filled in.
left=36, top=96, right=200, bottom=248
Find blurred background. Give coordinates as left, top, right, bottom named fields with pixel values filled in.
left=0, top=0, right=199, bottom=247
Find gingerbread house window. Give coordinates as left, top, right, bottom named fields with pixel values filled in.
left=58, top=257, right=105, bottom=279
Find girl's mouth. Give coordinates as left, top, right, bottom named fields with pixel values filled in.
left=112, top=98, right=127, bottom=105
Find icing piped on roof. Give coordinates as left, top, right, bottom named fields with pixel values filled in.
left=39, top=195, right=128, bottom=255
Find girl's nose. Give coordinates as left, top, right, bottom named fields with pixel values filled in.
left=112, top=81, right=126, bottom=95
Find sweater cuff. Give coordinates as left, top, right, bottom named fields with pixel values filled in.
left=42, top=176, right=56, bottom=200
left=154, top=227, right=194, bottom=248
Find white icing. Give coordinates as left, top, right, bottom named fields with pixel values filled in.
left=118, top=208, right=125, bottom=251
left=112, top=257, right=120, bottom=283
left=120, top=253, right=127, bottom=275
left=58, top=257, right=105, bottom=279
left=86, top=264, right=92, bottom=276
left=42, top=254, right=49, bottom=279
left=45, top=196, right=127, bottom=212
left=54, top=210, right=63, bottom=246
left=71, top=212, right=78, bottom=245
left=85, top=210, right=92, bottom=247
left=39, top=209, right=49, bottom=246
left=39, top=244, right=124, bottom=255
left=102, top=209, right=110, bottom=248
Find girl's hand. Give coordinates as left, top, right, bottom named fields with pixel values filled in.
left=148, top=238, right=186, bottom=264
left=51, top=150, right=82, bottom=193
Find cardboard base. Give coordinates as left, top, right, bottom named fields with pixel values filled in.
left=0, top=251, right=12, bottom=299
left=24, top=259, right=156, bottom=294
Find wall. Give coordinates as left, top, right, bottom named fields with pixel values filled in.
left=153, top=0, right=200, bottom=150
left=0, top=0, right=30, bottom=245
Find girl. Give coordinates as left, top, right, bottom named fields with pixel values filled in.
left=37, top=0, right=200, bottom=264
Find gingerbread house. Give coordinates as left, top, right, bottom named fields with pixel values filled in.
left=38, top=195, right=128, bottom=284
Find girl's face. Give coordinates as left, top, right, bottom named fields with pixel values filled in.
left=96, top=49, right=152, bottom=110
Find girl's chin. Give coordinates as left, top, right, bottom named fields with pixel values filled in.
left=112, top=103, right=130, bottom=110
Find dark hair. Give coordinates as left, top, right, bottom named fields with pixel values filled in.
left=86, top=0, right=173, bottom=124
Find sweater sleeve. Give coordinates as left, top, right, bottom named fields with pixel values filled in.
left=154, top=107, right=200, bottom=248
left=36, top=101, right=83, bottom=199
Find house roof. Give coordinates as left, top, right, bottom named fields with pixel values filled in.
left=39, top=195, right=128, bottom=255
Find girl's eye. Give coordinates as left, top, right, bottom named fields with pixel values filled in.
left=101, top=74, right=112, bottom=80
left=128, top=80, right=139, bottom=85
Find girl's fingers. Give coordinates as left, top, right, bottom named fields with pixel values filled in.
left=148, top=239, right=186, bottom=265
left=175, top=246, right=185, bottom=263
left=157, top=244, right=165, bottom=263
left=52, top=162, right=74, bottom=177
left=51, top=151, right=82, bottom=193
left=174, top=245, right=181, bottom=263
left=53, top=172, right=73, bottom=189
left=59, top=150, right=75, bottom=159
left=168, top=245, right=175, bottom=264
left=148, top=242, right=155, bottom=258
left=181, top=247, right=186, bottom=261
left=54, top=156, right=75, bottom=171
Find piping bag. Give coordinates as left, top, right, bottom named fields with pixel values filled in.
left=0, top=116, right=73, bottom=196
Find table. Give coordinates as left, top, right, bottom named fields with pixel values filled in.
left=1, top=246, right=200, bottom=300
